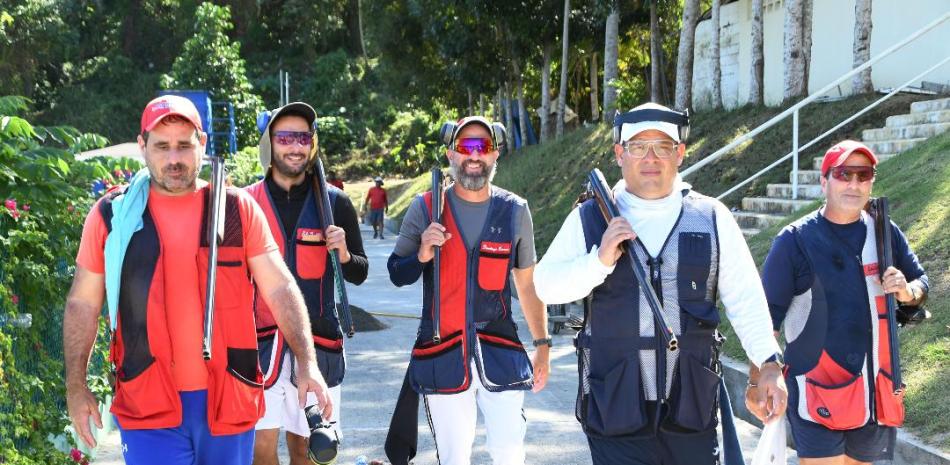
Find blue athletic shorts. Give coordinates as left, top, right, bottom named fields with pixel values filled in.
left=786, top=377, right=896, bottom=461
left=368, top=208, right=384, bottom=226
left=116, top=390, right=255, bottom=465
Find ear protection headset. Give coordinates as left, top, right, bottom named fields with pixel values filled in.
left=611, top=107, right=690, bottom=144
left=439, top=116, right=507, bottom=151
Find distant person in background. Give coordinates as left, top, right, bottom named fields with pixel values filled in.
left=328, top=171, right=345, bottom=190
left=364, top=176, right=389, bottom=239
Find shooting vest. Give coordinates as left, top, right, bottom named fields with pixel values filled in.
left=245, top=180, right=345, bottom=389
left=574, top=189, right=723, bottom=437
left=100, top=186, right=263, bottom=435
left=407, top=186, right=533, bottom=395
left=783, top=210, right=904, bottom=429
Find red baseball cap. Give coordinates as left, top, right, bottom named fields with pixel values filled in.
left=820, top=140, right=878, bottom=176
left=140, top=95, right=203, bottom=134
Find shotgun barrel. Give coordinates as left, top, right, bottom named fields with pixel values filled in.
left=314, top=157, right=354, bottom=337
left=202, top=153, right=227, bottom=360
left=431, top=167, right=444, bottom=344
left=871, top=197, right=902, bottom=393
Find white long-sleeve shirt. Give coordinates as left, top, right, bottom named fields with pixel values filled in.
left=535, top=179, right=780, bottom=367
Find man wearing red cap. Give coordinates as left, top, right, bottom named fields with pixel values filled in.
left=759, top=140, right=929, bottom=465
left=63, top=95, right=333, bottom=465
left=387, top=116, right=550, bottom=465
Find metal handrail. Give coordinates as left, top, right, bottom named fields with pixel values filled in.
left=716, top=54, right=950, bottom=201
left=681, top=12, right=950, bottom=184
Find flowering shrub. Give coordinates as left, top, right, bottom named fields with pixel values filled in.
left=1, top=96, right=113, bottom=464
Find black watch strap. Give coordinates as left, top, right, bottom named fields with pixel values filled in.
left=532, top=337, right=553, bottom=348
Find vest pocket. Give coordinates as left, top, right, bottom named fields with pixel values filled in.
left=585, top=355, right=647, bottom=436
left=409, top=332, right=468, bottom=394
left=677, top=232, right=711, bottom=303
left=313, top=334, right=345, bottom=388
left=804, top=371, right=867, bottom=430
left=475, top=332, right=533, bottom=391
left=670, top=353, right=722, bottom=432
left=296, top=239, right=328, bottom=280
left=111, top=357, right=180, bottom=426
left=477, top=241, right=511, bottom=291
left=874, top=370, right=905, bottom=426
left=209, top=347, right=264, bottom=434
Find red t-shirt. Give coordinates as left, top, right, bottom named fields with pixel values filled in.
left=367, top=186, right=388, bottom=210
left=76, top=182, right=278, bottom=391
left=329, top=179, right=344, bottom=190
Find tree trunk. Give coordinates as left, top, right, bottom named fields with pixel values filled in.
left=541, top=44, right=553, bottom=143
left=495, top=87, right=504, bottom=124
left=514, top=57, right=530, bottom=147
left=674, top=0, right=700, bottom=109
left=467, top=88, right=474, bottom=116
left=479, top=94, right=486, bottom=115
left=590, top=52, right=599, bottom=121
left=801, top=0, right=813, bottom=94
left=650, top=0, right=662, bottom=103
left=851, top=0, right=873, bottom=93
left=344, top=0, right=366, bottom=56
left=504, top=80, right=516, bottom=152
left=748, top=0, right=764, bottom=105
left=602, top=0, right=620, bottom=122
left=556, top=0, right=571, bottom=138
left=710, top=0, right=722, bottom=108
left=783, top=0, right=806, bottom=101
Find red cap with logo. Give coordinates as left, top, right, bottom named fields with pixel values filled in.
left=140, top=95, right=203, bottom=134
left=820, top=140, right=878, bottom=176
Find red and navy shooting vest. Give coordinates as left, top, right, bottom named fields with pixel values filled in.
left=245, top=180, right=346, bottom=389
left=574, top=190, right=723, bottom=437
left=101, top=186, right=263, bottom=436
left=784, top=210, right=904, bottom=430
left=408, top=186, right=534, bottom=395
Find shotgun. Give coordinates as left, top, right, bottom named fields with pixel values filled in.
left=869, top=197, right=902, bottom=393
left=202, top=151, right=227, bottom=360
left=313, top=157, right=354, bottom=338
left=587, top=168, right=678, bottom=352
left=431, top=167, right=444, bottom=344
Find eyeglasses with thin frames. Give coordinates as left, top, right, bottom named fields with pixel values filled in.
left=622, top=140, right=679, bottom=159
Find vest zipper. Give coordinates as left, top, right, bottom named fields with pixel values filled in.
left=648, top=257, right=667, bottom=406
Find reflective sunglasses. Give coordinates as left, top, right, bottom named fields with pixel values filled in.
left=273, top=131, right=313, bottom=146
left=622, top=140, right=678, bottom=159
left=454, top=137, right=494, bottom=156
left=829, top=165, right=876, bottom=183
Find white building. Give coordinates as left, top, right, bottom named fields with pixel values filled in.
left=691, top=0, right=950, bottom=110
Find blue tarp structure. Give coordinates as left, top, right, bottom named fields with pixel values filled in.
left=159, top=90, right=236, bottom=155
left=506, top=99, right=538, bottom=149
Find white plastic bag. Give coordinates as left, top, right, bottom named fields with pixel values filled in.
left=751, top=415, right=787, bottom=465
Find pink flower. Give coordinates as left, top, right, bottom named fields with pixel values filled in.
left=70, top=448, right=82, bottom=462
left=21, top=203, right=30, bottom=211
left=4, top=199, right=15, bottom=211
left=67, top=203, right=76, bottom=213
left=10, top=295, right=18, bottom=306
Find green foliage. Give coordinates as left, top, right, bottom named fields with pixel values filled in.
left=317, top=116, right=357, bottom=164
left=1, top=96, right=112, bottom=464
left=163, top=2, right=264, bottom=149
left=226, top=146, right=264, bottom=188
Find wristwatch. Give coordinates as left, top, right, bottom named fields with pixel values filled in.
left=761, top=352, right=785, bottom=370
left=532, top=337, right=553, bottom=348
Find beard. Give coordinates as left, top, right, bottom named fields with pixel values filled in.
left=449, top=158, right=496, bottom=191
left=149, top=161, right=198, bottom=194
left=271, top=151, right=310, bottom=178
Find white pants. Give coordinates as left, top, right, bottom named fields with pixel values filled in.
left=424, top=362, right=527, bottom=465
left=256, top=354, right=342, bottom=438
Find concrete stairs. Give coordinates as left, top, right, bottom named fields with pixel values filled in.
left=732, top=96, right=950, bottom=238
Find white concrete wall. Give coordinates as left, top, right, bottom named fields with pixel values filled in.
left=692, top=0, right=950, bottom=110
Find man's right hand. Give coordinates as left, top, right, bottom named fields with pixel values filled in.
left=598, top=217, right=636, bottom=267
left=66, top=384, right=102, bottom=448
left=417, top=222, right=451, bottom=263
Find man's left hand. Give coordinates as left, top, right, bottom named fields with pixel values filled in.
left=748, top=363, right=787, bottom=423
left=325, top=225, right=350, bottom=263
left=531, top=346, right=550, bottom=393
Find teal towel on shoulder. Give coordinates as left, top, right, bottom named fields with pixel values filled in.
left=104, top=168, right=150, bottom=331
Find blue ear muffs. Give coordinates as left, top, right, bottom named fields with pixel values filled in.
left=611, top=108, right=690, bottom=144
left=256, top=110, right=272, bottom=135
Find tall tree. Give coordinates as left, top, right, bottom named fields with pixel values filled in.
left=674, top=0, right=700, bottom=109
left=602, top=0, right=619, bottom=122
left=504, top=80, right=515, bottom=152
left=556, top=0, right=571, bottom=138
left=650, top=0, right=662, bottom=102
left=344, top=0, right=366, bottom=56
left=852, top=0, right=873, bottom=93
left=710, top=0, right=722, bottom=108
left=590, top=51, right=599, bottom=121
left=514, top=57, right=530, bottom=148
left=783, top=0, right=807, bottom=100
left=541, top=44, right=554, bottom=143
left=801, top=0, right=813, bottom=92
left=748, top=0, right=764, bottom=105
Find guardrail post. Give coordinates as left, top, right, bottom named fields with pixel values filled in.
left=792, top=108, right=799, bottom=200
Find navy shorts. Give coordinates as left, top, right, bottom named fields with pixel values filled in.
left=368, top=208, right=384, bottom=226
left=116, top=390, right=255, bottom=465
left=787, top=377, right=896, bottom=461
left=587, top=401, right=720, bottom=465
